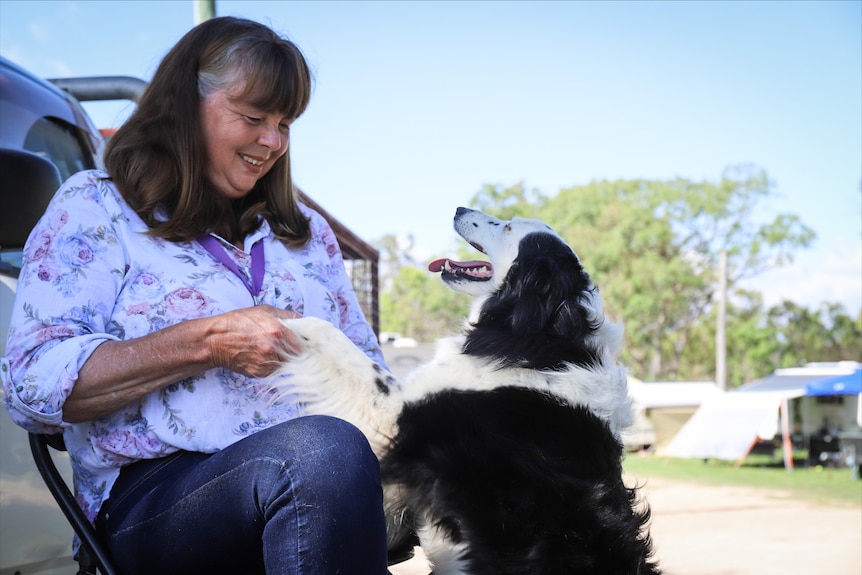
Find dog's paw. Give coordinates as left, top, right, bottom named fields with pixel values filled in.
left=281, top=316, right=343, bottom=354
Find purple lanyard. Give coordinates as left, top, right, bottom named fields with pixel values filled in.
left=198, top=235, right=265, bottom=297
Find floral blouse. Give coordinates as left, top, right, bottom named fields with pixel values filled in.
left=1, top=170, right=385, bottom=525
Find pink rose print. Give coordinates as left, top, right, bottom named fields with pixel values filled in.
left=337, top=293, right=351, bottom=324
left=28, top=231, right=53, bottom=261
left=49, top=209, right=69, bottom=230
left=165, top=288, right=209, bottom=319
left=127, top=302, right=152, bottom=315
left=35, top=325, right=76, bottom=346
left=322, top=231, right=339, bottom=258
left=98, top=429, right=163, bottom=457
left=75, top=493, right=91, bottom=517
left=36, top=261, right=59, bottom=282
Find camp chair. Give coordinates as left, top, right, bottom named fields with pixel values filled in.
left=29, top=433, right=120, bottom=575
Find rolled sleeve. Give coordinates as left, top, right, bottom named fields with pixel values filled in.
left=2, top=334, right=119, bottom=431
left=2, top=171, right=126, bottom=432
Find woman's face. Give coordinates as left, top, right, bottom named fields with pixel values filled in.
left=200, top=82, right=293, bottom=200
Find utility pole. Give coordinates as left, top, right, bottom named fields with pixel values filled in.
left=716, top=250, right=727, bottom=391
left=194, top=0, right=216, bottom=24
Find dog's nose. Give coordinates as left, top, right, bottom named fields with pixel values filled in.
left=456, top=207, right=470, bottom=218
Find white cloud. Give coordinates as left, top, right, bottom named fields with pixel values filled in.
left=741, top=243, right=862, bottom=313
left=43, top=58, right=72, bottom=77
left=26, top=20, right=52, bottom=45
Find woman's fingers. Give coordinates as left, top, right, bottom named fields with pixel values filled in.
left=209, top=306, right=303, bottom=377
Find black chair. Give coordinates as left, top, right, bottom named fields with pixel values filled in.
left=29, top=433, right=120, bottom=575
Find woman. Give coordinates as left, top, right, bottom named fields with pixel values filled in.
left=1, top=16, right=389, bottom=574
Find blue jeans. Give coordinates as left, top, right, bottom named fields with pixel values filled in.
left=95, top=415, right=388, bottom=574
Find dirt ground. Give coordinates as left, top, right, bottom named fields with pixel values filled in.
left=389, top=477, right=862, bottom=575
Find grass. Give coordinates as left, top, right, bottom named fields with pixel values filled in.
left=623, top=452, right=862, bottom=507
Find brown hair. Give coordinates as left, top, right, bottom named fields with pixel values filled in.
left=104, top=16, right=313, bottom=245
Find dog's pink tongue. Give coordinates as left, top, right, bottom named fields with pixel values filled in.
left=428, top=258, right=448, bottom=272
left=428, top=258, right=489, bottom=273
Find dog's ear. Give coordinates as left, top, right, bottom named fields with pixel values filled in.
left=465, top=233, right=602, bottom=369
left=505, top=248, right=595, bottom=340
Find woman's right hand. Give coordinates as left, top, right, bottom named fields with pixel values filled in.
left=206, top=305, right=302, bottom=378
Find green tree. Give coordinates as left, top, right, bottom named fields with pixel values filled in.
left=697, top=291, right=784, bottom=387
left=686, top=295, right=861, bottom=387
left=380, top=266, right=468, bottom=342
left=375, top=233, right=418, bottom=291
left=470, top=181, right=547, bottom=221
left=763, top=301, right=862, bottom=368
left=817, top=303, right=862, bottom=362
left=472, top=166, right=817, bottom=382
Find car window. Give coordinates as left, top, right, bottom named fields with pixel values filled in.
left=1, top=118, right=92, bottom=277
left=0, top=118, right=95, bottom=277
left=0, top=252, right=23, bottom=275
left=23, top=117, right=94, bottom=182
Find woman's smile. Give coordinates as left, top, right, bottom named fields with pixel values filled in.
left=201, top=83, right=292, bottom=199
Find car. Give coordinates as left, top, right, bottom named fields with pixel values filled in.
left=0, top=54, right=148, bottom=575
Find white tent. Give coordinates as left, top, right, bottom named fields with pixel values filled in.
left=663, top=389, right=799, bottom=461
left=623, top=380, right=722, bottom=452
left=664, top=363, right=861, bottom=466
left=628, top=380, right=723, bottom=409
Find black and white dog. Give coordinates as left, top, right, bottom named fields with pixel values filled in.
left=267, top=207, right=660, bottom=575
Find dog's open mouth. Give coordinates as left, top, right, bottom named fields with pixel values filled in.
left=428, top=258, right=493, bottom=281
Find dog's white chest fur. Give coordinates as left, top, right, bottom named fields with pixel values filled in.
left=402, top=334, right=633, bottom=434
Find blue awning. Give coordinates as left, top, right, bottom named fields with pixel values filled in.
left=806, top=369, right=862, bottom=396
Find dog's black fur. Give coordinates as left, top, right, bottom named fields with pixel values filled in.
left=383, top=387, right=657, bottom=575
left=462, top=232, right=604, bottom=371
left=270, top=208, right=660, bottom=574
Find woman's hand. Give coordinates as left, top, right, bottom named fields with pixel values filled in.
left=206, top=305, right=301, bottom=378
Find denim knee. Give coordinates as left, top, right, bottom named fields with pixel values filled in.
left=267, top=415, right=382, bottom=496
left=97, top=416, right=387, bottom=574
left=259, top=416, right=387, bottom=572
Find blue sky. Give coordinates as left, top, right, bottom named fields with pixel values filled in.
left=2, top=0, right=860, bottom=313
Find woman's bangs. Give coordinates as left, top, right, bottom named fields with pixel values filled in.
left=241, top=45, right=311, bottom=120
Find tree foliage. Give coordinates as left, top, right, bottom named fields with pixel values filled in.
left=528, top=165, right=819, bottom=381
left=376, top=166, right=860, bottom=386
left=379, top=265, right=467, bottom=342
